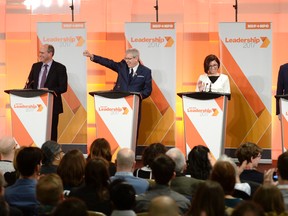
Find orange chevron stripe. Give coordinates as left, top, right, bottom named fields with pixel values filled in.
left=283, top=116, right=288, bottom=150
left=11, top=109, right=33, bottom=146
left=95, top=112, right=119, bottom=155
left=150, top=80, right=170, bottom=115
left=221, top=40, right=265, bottom=117
left=125, top=95, right=134, bottom=110
left=62, top=85, right=81, bottom=113
left=40, top=93, right=48, bottom=107
left=215, top=96, right=224, bottom=111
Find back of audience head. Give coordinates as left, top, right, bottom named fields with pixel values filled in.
left=41, top=140, right=63, bottom=166
left=185, top=180, right=225, bottom=216
left=89, top=138, right=112, bottom=162
left=166, top=147, right=186, bottom=173
left=52, top=197, right=88, bottom=216
left=186, top=145, right=212, bottom=180
left=0, top=136, right=18, bottom=159
left=142, top=143, right=167, bottom=168
left=36, top=173, right=64, bottom=206
left=57, top=149, right=86, bottom=188
left=16, top=147, right=43, bottom=177
left=116, top=148, right=135, bottom=171
left=109, top=179, right=136, bottom=210
left=253, top=184, right=285, bottom=214
left=151, top=154, right=175, bottom=185
left=148, top=195, right=180, bottom=216
left=210, top=160, right=236, bottom=195
left=235, top=142, right=262, bottom=166
left=231, top=201, right=265, bottom=216
left=277, top=151, right=288, bottom=181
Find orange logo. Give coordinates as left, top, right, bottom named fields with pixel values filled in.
left=76, top=36, right=85, bottom=46
left=212, top=108, right=219, bottom=116
left=122, top=107, right=129, bottom=115
left=165, top=36, right=174, bottom=47
left=260, top=37, right=270, bottom=48
left=37, top=104, right=43, bottom=112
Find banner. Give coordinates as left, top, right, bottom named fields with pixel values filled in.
left=125, top=22, right=176, bottom=147
left=219, top=22, right=272, bottom=161
left=37, top=22, right=87, bottom=144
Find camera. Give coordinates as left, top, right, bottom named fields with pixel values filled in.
left=273, top=171, right=278, bottom=181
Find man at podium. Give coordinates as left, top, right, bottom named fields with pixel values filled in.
left=25, top=44, right=68, bottom=141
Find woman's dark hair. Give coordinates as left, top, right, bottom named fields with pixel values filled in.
left=142, top=143, right=167, bottom=167
left=203, top=54, right=220, bottom=73
left=186, top=145, right=212, bottom=180
left=89, top=138, right=112, bottom=162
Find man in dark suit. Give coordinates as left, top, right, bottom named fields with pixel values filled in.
left=276, top=63, right=288, bottom=117
left=83, top=48, right=152, bottom=140
left=25, top=44, right=68, bottom=141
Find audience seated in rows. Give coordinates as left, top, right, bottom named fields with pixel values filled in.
left=277, top=151, right=288, bottom=210
left=185, top=180, right=226, bottom=216
left=40, top=141, right=63, bottom=175
left=0, top=136, right=17, bottom=174
left=57, top=149, right=86, bottom=196
left=69, top=157, right=112, bottom=215
left=52, top=197, right=88, bottom=216
left=166, top=147, right=203, bottom=199
left=109, top=179, right=136, bottom=216
left=148, top=196, right=180, bottom=216
left=111, top=148, right=149, bottom=195
left=186, top=145, right=213, bottom=180
left=88, top=138, right=116, bottom=176
left=36, top=173, right=64, bottom=216
left=134, top=143, right=167, bottom=179
left=134, top=154, right=190, bottom=215
left=4, top=147, right=22, bottom=187
left=230, top=200, right=265, bottom=216
left=4, top=147, right=43, bottom=216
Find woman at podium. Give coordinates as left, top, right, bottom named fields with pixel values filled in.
left=195, top=54, right=230, bottom=94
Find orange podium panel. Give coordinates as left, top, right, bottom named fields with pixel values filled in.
left=4, top=89, right=54, bottom=147
left=178, top=92, right=230, bottom=160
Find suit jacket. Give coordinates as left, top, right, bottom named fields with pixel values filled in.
left=92, top=55, right=152, bottom=99
left=276, top=63, right=288, bottom=115
left=26, top=61, right=68, bottom=114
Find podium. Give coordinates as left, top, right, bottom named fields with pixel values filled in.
left=177, top=92, right=230, bottom=159
left=4, top=89, right=54, bottom=147
left=89, top=90, right=140, bottom=154
left=275, top=94, right=288, bottom=152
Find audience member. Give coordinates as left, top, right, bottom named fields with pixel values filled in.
left=4, top=147, right=43, bottom=215
left=231, top=201, right=265, bottom=216
left=88, top=138, right=116, bottom=176
left=185, top=180, right=225, bottom=216
left=210, top=160, right=243, bottom=208
left=52, top=197, right=88, bottom=216
left=0, top=136, right=17, bottom=174
left=148, top=196, right=180, bottom=216
left=36, top=173, right=64, bottom=216
left=253, top=184, right=286, bottom=215
left=111, top=148, right=149, bottom=194
left=57, top=149, right=86, bottom=196
left=134, top=143, right=167, bottom=179
left=186, top=145, right=213, bottom=180
left=4, top=147, right=22, bottom=187
left=40, top=141, right=63, bottom=175
left=69, top=157, right=112, bottom=215
left=134, top=154, right=190, bottom=215
left=110, top=179, right=136, bottom=216
left=277, top=151, right=288, bottom=210
left=166, top=147, right=203, bottom=199
left=235, top=142, right=264, bottom=184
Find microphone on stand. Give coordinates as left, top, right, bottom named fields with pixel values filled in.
left=209, top=83, right=212, bottom=92
left=24, top=80, right=34, bottom=89
left=204, top=83, right=209, bottom=92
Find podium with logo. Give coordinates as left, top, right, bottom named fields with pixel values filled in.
left=89, top=91, right=140, bottom=154
left=275, top=94, right=288, bottom=152
left=177, top=92, right=230, bottom=159
left=4, top=89, right=54, bottom=147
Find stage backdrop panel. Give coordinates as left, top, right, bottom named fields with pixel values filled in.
left=125, top=22, right=177, bottom=148
left=219, top=22, right=272, bottom=162
left=37, top=22, right=87, bottom=145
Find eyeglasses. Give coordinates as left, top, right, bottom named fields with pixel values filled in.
left=209, top=64, right=218, bottom=69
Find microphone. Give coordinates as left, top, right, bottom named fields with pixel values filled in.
left=24, top=80, right=34, bottom=89
left=204, top=83, right=209, bottom=92
left=209, top=83, right=212, bottom=92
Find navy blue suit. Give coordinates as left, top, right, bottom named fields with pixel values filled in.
left=91, top=55, right=152, bottom=99
left=26, top=60, right=68, bottom=141
left=276, top=63, right=288, bottom=115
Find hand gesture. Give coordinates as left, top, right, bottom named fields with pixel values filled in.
left=83, top=50, right=92, bottom=58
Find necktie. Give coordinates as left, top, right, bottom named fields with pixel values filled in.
left=129, top=68, right=133, bottom=83
left=40, top=64, right=48, bottom=88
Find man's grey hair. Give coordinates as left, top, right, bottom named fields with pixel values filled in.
left=166, top=148, right=186, bottom=173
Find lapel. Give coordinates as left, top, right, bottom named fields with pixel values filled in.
left=45, top=60, right=55, bottom=84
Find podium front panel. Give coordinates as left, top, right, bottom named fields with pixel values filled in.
left=9, top=92, right=53, bottom=147
left=182, top=95, right=228, bottom=160
left=280, top=98, right=288, bottom=152
left=94, top=94, right=139, bottom=155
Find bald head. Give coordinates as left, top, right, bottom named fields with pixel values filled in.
left=0, top=136, right=17, bottom=160
left=148, top=196, right=180, bottom=216
left=116, top=148, right=135, bottom=171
